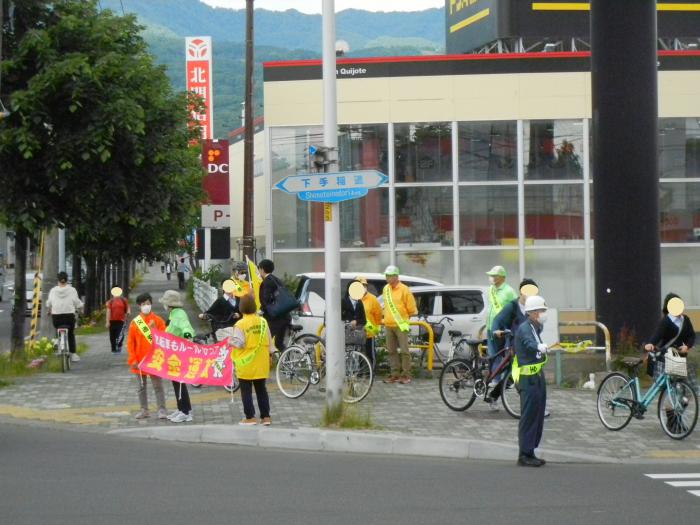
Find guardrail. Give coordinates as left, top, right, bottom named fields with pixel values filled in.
left=549, top=320, right=612, bottom=386
left=408, top=320, right=435, bottom=371
left=193, top=277, right=218, bottom=313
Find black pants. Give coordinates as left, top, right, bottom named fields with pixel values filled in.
left=267, top=318, right=291, bottom=352
left=108, top=320, right=125, bottom=352
left=177, top=272, right=186, bottom=290
left=52, top=314, right=77, bottom=354
left=518, top=373, right=546, bottom=457
left=239, top=378, right=270, bottom=419
left=171, top=381, right=191, bottom=414
left=365, top=337, right=376, bottom=370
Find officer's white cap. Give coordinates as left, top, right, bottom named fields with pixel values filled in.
left=524, top=295, right=548, bottom=312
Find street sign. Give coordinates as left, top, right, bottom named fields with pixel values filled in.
left=274, top=169, right=387, bottom=203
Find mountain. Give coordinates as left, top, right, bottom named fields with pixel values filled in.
left=100, top=0, right=445, bottom=137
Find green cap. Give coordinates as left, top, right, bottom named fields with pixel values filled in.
left=486, top=265, right=507, bottom=277
left=384, top=265, right=400, bottom=276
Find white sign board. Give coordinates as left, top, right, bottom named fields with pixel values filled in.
left=201, top=205, right=230, bottom=228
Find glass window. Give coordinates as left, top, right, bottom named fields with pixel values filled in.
left=524, top=119, right=584, bottom=180
left=338, top=124, right=388, bottom=174
left=339, top=188, right=390, bottom=248
left=394, top=123, right=452, bottom=182
left=661, top=246, right=700, bottom=307
left=339, top=251, right=391, bottom=277
left=525, top=184, right=584, bottom=244
left=660, top=182, right=700, bottom=243
left=271, top=191, right=325, bottom=249
left=270, top=252, right=325, bottom=278
left=459, top=186, right=518, bottom=246
left=396, top=250, right=455, bottom=284
left=459, top=250, right=519, bottom=286
left=414, top=292, right=437, bottom=316
left=442, top=290, right=485, bottom=315
left=396, top=186, right=454, bottom=246
left=659, top=118, right=700, bottom=179
left=270, top=126, right=323, bottom=185
left=458, top=121, right=517, bottom=181
left=523, top=248, right=586, bottom=309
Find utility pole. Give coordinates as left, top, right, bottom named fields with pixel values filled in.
left=241, top=0, right=255, bottom=260
left=322, top=0, right=343, bottom=416
left=40, top=228, right=58, bottom=337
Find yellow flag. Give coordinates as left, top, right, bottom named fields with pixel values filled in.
left=246, top=256, right=262, bottom=310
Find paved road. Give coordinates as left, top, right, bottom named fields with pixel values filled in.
left=1, top=423, right=699, bottom=525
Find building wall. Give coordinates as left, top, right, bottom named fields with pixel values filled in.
left=263, top=67, right=700, bottom=311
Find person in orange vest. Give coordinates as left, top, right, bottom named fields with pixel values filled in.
left=355, top=276, right=382, bottom=370
left=382, top=265, right=418, bottom=385
left=228, top=294, right=274, bottom=426
left=126, top=293, right=167, bottom=420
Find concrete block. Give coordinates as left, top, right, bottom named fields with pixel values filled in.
left=258, top=428, right=323, bottom=451
left=202, top=425, right=258, bottom=446
left=467, top=439, right=518, bottom=462
left=397, top=435, right=469, bottom=459
left=157, top=425, right=204, bottom=443
left=321, top=430, right=394, bottom=455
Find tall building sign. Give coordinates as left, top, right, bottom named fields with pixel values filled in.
left=186, top=36, right=214, bottom=140
left=200, top=139, right=230, bottom=228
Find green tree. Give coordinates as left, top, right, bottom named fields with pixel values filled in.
left=0, top=1, right=204, bottom=351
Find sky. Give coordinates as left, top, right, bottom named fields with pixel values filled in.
left=200, top=0, right=444, bottom=13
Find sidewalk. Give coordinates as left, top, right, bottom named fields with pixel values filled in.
left=1, top=270, right=700, bottom=464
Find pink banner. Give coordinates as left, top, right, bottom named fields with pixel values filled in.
left=138, top=329, right=233, bottom=387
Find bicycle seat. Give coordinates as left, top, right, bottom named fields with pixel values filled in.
left=290, top=324, right=304, bottom=332
left=466, top=338, right=487, bottom=346
left=448, top=330, right=462, bottom=338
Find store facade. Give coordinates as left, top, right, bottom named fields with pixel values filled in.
left=262, top=52, right=700, bottom=312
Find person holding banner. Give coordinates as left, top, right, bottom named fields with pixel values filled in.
left=126, top=293, right=167, bottom=420
left=228, top=294, right=273, bottom=426
left=160, top=290, right=195, bottom=423
left=382, top=265, right=418, bottom=385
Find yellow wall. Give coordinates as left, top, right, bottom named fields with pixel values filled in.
left=264, top=70, right=700, bottom=125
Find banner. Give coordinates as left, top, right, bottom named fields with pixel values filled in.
left=201, top=139, right=229, bottom=205
left=186, top=36, right=214, bottom=140
left=246, top=256, right=262, bottom=310
left=138, top=329, right=233, bottom=387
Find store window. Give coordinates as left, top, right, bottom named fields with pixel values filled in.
left=339, top=188, right=390, bottom=248
left=396, top=250, right=454, bottom=284
left=271, top=191, right=324, bottom=249
left=524, top=184, right=584, bottom=244
left=395, top=186, right=453, bottom=246
left=524, top=120, right=584, bottom=180
left=270, top=126, right=323, bottom=185
left=338, top=124, right=388, bottom=174
left=459, top=250, right=519, bottom=285
left=660, top=182, right=700, bottom=243
left=659, top=118, right=700, bottom=179
left=459, top=186, right=518, bottom=246
left=394, top=122, right=452, bottom=182
left=523, top=248, right=586, bottom=308
left=458, top=121, right=517, bottom=181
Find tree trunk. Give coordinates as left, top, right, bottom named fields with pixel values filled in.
left=97, top=257, right=105, bottom=309
left=84, top=254, right=98, bottom=316
left=11, top=229, right=28, bottom=354
left=72, top=253, right=82, bottom=297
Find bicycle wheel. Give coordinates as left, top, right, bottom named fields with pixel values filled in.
left=597, top=372, right=635, bottom=431
left=224, top=372, right=240, bottom=393
left=501, top=375, right=521, bottom=419
left=438, top=358, right=477, bottom=412
left=343, top=350, right=373, bottom=404
left=658, top=379, right=699, bottom=440
left=275, top=345, right=312, bottom=399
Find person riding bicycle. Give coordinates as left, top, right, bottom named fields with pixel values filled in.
left=199, top=279, right=242, bottom=332
left=46, top=271, right=84, bottom=362
left=643, top=293, right=696, bottom=393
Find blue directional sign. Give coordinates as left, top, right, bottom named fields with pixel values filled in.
left=274, top=170, right=388, bottom=203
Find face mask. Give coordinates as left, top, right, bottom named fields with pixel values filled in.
left=488, top=276, right=496, bottom=285
left=140, top=304, right=152, bottom=315
left=538, top=312, right=548, bottom=324
left=237, top=273, right=247, bottom=280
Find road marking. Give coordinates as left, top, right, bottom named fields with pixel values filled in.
left=690, top=491, right=700, bottom=497
left=646, top=473, right=700, bottom=479
left=645, top=473, right=700, bottom=499
left=666, top=481, right=700, bottom=487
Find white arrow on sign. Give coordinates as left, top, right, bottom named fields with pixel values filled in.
left=275, top=170, right=387, bottom=194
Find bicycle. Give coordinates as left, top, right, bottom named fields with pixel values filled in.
left=193, top=313, right=240, bottom=393
left=596, top=348, right=698, bottom=439
left=276, top=323, right=373, bottom=403
left=54, top=327, right=71, bottom=373
left=413, top=315, right=452, bottom=367
left=438, top=330, right=520, bottom=418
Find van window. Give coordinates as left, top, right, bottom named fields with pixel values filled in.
left=442, top=290, right=484, bottom=315
left=414, top=292, right=436, bottom=316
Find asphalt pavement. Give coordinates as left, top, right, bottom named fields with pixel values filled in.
left=1, top=423, right=699, bottom=525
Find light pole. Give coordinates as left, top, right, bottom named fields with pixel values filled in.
left=242, top=0, right=255, bottom=260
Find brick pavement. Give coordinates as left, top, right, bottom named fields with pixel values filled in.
left=2, top=271, right=700, bottom=462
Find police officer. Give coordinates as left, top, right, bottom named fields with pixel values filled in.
left=513, top=295, right=549, bottom=467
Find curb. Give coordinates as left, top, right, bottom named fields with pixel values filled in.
left=108, top=425, right=621, bottom=464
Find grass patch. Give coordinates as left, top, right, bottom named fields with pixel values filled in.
left=321, top=403, right=379, bottom=430
left=0, top=379, right=13, bottom=389
left=76, top=324, right=108, bottom=335
left=0, top=340, right=90, bottom=379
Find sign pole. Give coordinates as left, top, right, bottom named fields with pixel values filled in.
left=322, top=0, right=343, bottom=415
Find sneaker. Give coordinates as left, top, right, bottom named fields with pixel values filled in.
left=488, top=400, right=500, bottom=412
left=157, top=409, right=168, bottom=420
left=167, top=410, right=182, bottom=421
left=383, top=375, right=399, bottom=384
left=70, top=353, right=81, bottom=362
left=544, top=409, right=551, bottom=418
left=261, top=417, right=272, bottom=426
left=517, top=455, right=545, bottom=467
left=170, top=412, right=192, bottom=423
left=134, top=410, right=150, bottom=419
left=239, top=418, right=257, bottom=426
left=399, top=376, right=412, bottom=385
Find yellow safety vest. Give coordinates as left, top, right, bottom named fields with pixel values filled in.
left=231, top=318, right=268, bottom=369
left=383, top=285, right=410, bottom=332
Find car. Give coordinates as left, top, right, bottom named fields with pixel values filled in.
left=292, top=272, right=442, bottom=336
left=8, top=272, right=42, bottom=316
left=408, top=285, right=489, bottom=362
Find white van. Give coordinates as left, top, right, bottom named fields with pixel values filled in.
left=293, top=272, right=442, bottom=336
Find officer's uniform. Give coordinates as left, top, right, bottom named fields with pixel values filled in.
left=514, top=318, right=547, bottom=460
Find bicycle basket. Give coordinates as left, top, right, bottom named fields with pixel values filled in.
left=418, top=323, right=444, bottom=343
left=344, top=325, right=366, bottom=346
left=664, top=349, right=688, bottom=378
